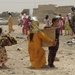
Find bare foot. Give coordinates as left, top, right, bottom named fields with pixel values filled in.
left=55, top=57, right=59, bottom=61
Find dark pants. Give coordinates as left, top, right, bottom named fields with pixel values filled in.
left=70, top=25, right=75, bottom=34
left=48, top=42, right=59, bottom=67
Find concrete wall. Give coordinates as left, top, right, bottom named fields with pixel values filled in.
left=55, top=6, right=73, bottom=16
left=33, top=4, right=73, bottom=22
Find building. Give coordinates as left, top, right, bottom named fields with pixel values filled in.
left=33, top=4, right=73, bottom=22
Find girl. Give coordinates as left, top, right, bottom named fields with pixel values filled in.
left=48, top=17, right=60, bottom=68
left=27, top=20, right=56, bottom=69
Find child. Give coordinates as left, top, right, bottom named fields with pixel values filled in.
left=0, top=28, right=14, bottom=69
left=48, top=17, right=60, bottom=68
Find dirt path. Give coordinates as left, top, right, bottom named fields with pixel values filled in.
left=0, top=25, right=75, bottom=75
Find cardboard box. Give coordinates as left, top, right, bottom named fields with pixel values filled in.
left=41, top=27, right=56, bottom=47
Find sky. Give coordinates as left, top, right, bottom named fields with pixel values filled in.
left=0, top=0, right=75, bottom=15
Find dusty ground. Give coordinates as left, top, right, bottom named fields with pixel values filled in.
left=0, top=24, right=75, bottom=75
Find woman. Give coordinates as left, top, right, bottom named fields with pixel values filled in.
left=48, top=17, right=60, bottom=68
left=27, top=20, right=56, bottom=69
left=22, top=14, right=30, bottom=35
left=64, top=15, right=70, bottom=35
left=8, top=13, right=14, bottom=33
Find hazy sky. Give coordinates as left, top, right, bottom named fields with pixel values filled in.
left=0, top=0, right=75, bottom=15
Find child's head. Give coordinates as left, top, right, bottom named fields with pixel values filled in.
left=0, top=28, right=2, bottom=34
left=45, top=15, right=49, bottom=19
left=52, top=18, right=59, bottom=23
left=52, top=17, right=59, bottom=26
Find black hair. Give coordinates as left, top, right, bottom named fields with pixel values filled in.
left=45, top=15, right=49, bottom=19
left=0, top=28, right=2, bottom=34
left=8, top=12, right=12, bottom=16
left=59, top=14, right=61, bottom=16
left=52, top=17, right=59, bottom=24
left=30, top=33, right=34, bottom=42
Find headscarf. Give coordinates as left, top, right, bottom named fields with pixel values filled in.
left=30, top=20, right=39, bottom=33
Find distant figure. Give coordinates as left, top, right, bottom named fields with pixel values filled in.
left=44, top=15, right=51, bottom=28
left=22, top=14, right=29, bottom=35
left=27, top=16, right=32, bottom=29
left=64, top=15, right=71, bottom=35
left=8, top=13, right=14, bottom=33
left=71, top=14, right=75, bottom=34
left=18, top=14, right=23, bottom=26
left=59, top=17, right=64, bottom=35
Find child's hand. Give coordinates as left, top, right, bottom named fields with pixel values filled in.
left=53, top=41, right=56, bottom=46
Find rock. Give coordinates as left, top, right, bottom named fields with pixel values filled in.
left=21, top=58, right=23, bottom=60
left=17, top=47, right=22, bottom=51
left=12, top=72, right=15, bottom=74
left=16, top=36, right=25, bottom=39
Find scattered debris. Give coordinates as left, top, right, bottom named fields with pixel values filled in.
left=17, top=47, right=22, bottom=51
left=67, top=38, right=75, bottom=45
left=16, top=36, right=25, bottom=39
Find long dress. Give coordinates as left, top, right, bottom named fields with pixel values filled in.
left=22, top=18, right=29, bottom=35
left=0, top=35, right=8, bottom=64
left=65, top=21, right=70, bottom=35
left=27, top=31, right=53, bottom=68
left=8, top=15, right=14, bottom=33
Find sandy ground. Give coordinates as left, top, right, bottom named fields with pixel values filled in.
left=0, top=24, right=75, bottom=75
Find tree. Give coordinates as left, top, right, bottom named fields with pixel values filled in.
left=0, top=11, right=20, bottom=17
left=21, top=9, right=30, bottom=15
left=2, top=11, right=8, bottom=17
